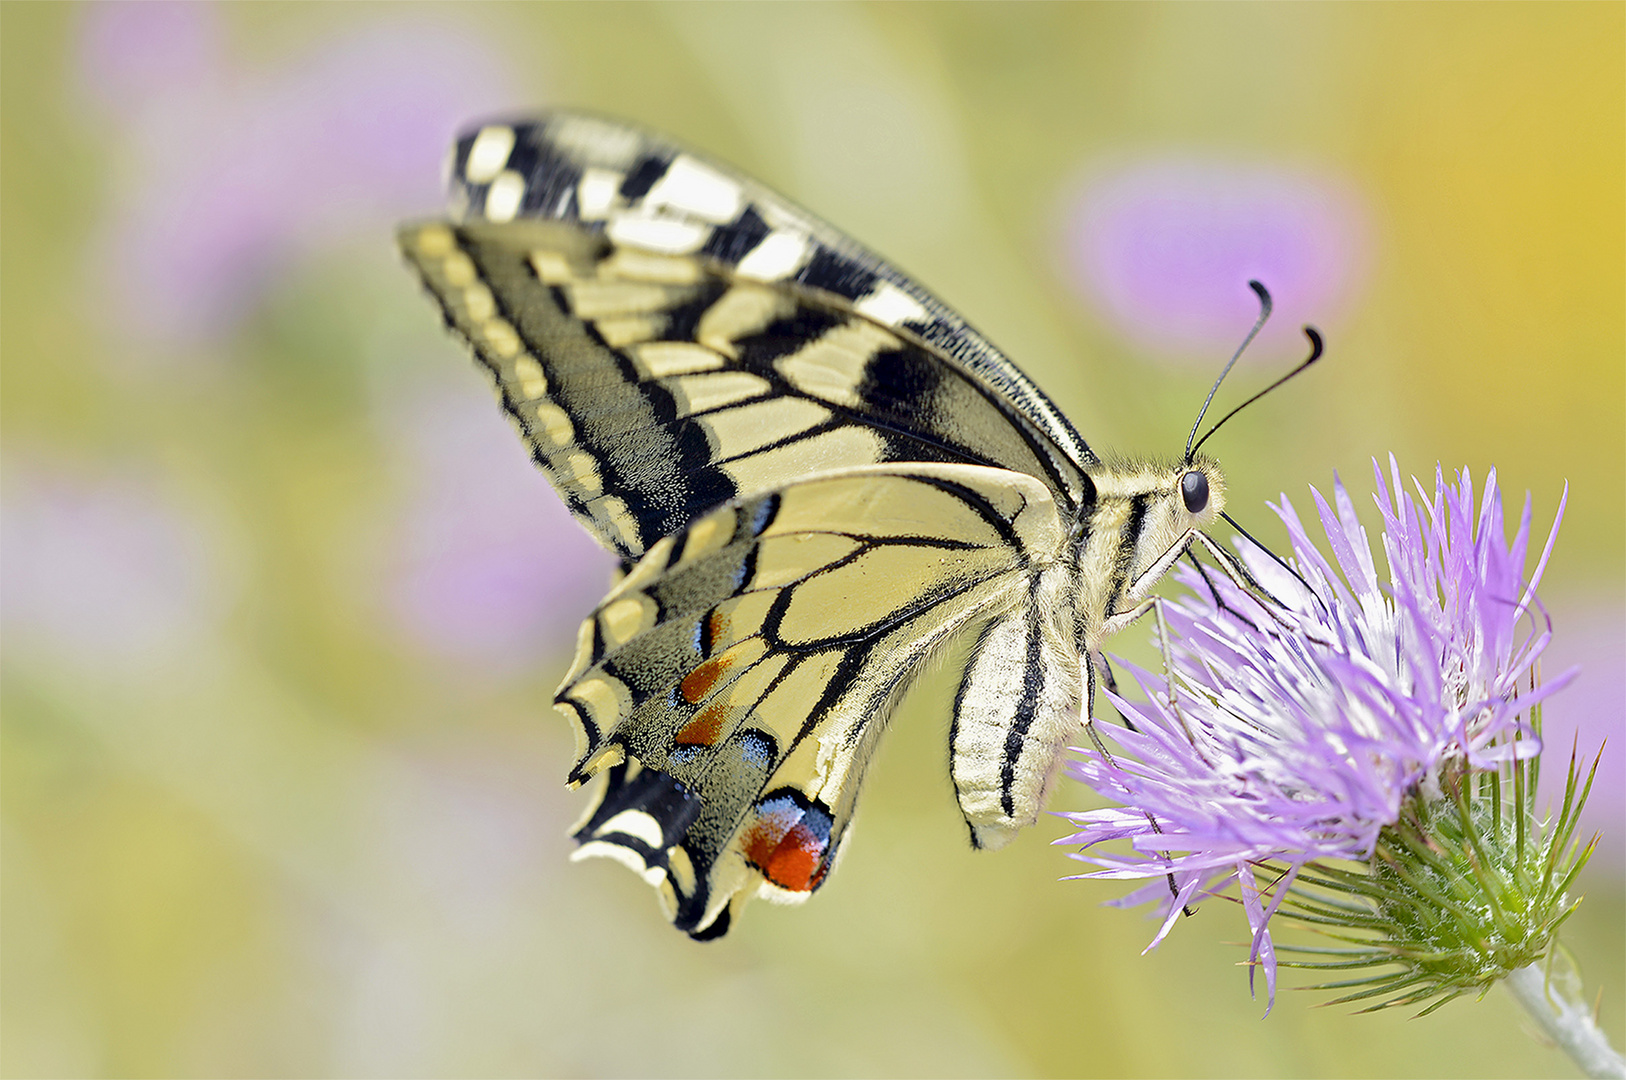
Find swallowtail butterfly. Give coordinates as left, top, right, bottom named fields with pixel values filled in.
left=400, top=113, right=1294, bottom=939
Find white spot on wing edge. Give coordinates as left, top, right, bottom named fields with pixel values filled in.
left=681, top=507, right=735, bottom=563
left=548, top=114, right=644, bottom=167
left=464, top=125, right=516, bottom=183
left=645, top=155, right=744, bottom=223
left=412, top=224, right=455, bottom=257
left=573, top=841, right=662, bottom=882
left=734, top=229, right=811, bottom=281
left=484, top=170, right=526, bottom=222
left=560, top=449, right=603, bottom=495
left=532, top=402, right=573, bottom=446
left=511, top=355, right=548, bottom=398
left=667, top=845, right=698, bottom=895
left=599, top=595, right=651, bottom=644
left=853, top=281, right=928, bottom=327
left=480, top=318, right=521, bottom=358
left=596, top=809, right=667, bottom=848
left=606, top=214, right=710, bottom=254
left=578, top=168, right=623, bottom=220
left=440, top=251, right=475, bottom=287
left=595, top=494, right=641, bottom=544
left=462, top=283, right=495, bottom=322
left=757, top=880, right=818, bottom=906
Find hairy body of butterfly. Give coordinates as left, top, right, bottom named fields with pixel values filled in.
left=399, top=112, right=1231, bottom=939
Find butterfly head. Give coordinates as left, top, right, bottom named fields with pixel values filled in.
left=1147, top=454, right=1226, bottom=559
left=1179, top=461, right=1218, bottom=518
left=1081, top=454, right=1227, bottom=620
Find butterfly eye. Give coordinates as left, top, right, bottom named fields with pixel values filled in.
left=1181, top=470, right=1209, bottom=514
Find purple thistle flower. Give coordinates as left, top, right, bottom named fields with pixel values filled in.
left=1058, top=457, right=1570, bottom=1007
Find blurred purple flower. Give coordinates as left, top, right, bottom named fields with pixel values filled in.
left=1, top=463, right=228, bottom=673
left=77, top=0, right=222, bottom=111
left=377, top=374, right=608, bottom=672
left=77, top=3, right=519, bottom=346
left=1537, top=603, right=1623, bottom=870
left=1064, top=156, right=1367, bottom=362
left=1059, top=458, right=1568, bottom=1005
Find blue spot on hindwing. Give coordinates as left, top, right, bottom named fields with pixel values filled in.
left=738, top=728, right=776, bottom=768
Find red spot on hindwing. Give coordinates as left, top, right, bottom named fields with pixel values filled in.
left=741, top=791, right=835, bottom=893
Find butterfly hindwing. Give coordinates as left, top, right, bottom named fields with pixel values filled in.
left=555, top=463, right=1070, bottom=937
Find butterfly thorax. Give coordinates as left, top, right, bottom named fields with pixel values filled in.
left=1072, top=455, right=1226, bottom=654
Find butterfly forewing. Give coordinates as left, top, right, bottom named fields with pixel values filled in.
left=401, top=116, right=1098, bottom=557
left=402, top=217, right=1088, bottom=560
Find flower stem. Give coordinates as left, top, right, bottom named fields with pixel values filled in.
left=1504, top=963, right=1625, bottom=1078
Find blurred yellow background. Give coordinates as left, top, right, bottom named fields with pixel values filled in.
left=3, top=3, right=1620, bottom=1076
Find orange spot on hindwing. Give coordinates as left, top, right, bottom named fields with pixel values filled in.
left=675, top=699, right=730, bottom=746
left=741, top=790, right=835, bottom=892
left=705, top=608, right=730, bottom=654
left=679, top=653, right=735, bottom=704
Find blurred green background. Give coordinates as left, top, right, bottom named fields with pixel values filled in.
left=3, top=3, right=1621, bottom=1076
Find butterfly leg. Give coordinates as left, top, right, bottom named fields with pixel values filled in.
left=1086, top=528, right=1193, bottom=750
left=1088, top=650, right=1140, bottom=732
left=1083, top=590, right=1179, bottom=756
left=1186, top=529, right=1317, bottom=636
left=1098, top=594, right=1205, bottom=750
left=1185, top=550, right=1259, bottom=633
left=1092, top=649, right=1119, bottom=696
left=1080, top=653, right=1113, bottom=760
left=1084, top=595, right=1196, bottom=915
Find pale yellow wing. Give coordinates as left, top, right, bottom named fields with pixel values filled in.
left=554, top=463, right=1069, bottom=938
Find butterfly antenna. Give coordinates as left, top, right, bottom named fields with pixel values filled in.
left=1184, top=280, right=1273, bottom=464
left=1190, top=326, right=1325, bottom=458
